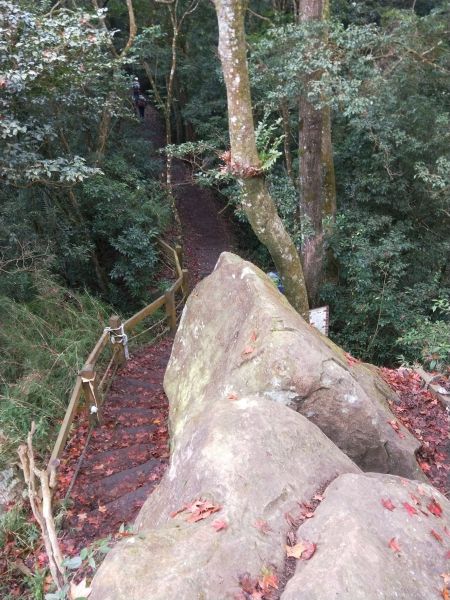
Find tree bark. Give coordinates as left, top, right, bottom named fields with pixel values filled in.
left=297, top=0, right=336, bottom=303
left=321, top=103, right=336, bottom=222
left=321, top=0, right=336, bottom=224
left=214, top=0, right=309, bottom=318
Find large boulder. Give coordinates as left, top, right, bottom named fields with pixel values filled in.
left=166, top=252, right=424, bottom=478
left=283, top=472, right=450, bottom=600
left=90, top=396, right=360, bottom=600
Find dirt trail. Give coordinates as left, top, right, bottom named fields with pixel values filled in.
left=58, top=107, right=234, bottom=550
left=143, top=103, right=236, bottom=283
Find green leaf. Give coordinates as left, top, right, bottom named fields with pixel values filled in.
left=63, top=555, right=82, bottom=570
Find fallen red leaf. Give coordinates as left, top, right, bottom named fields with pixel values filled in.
left=402, top=502, right=418, bottom=517
left=381, top=498, right=396, bottom=511
left=238, top=573, right=258, bottom=594
left=388, top=420, right=405, bottom=438
left=228, top=392, right=238, bottom=401
left=170, top=505, right=187, bottom=518
left=212, top=519, right=228, bottom=532
left=442, top=588, right=449, bottom=600
left=344, top=352, right=360, bottom=366
left=253, top=519, right=272, bottom=534
left=181, top=499, right=222, bottom=523
left=431, top=529, right=444, bottom=544
left=242, top=346, right=255, bottom=356
left=301, top=540, right=317, bottom=560
left=388, top=538, right=401, bottom=553
left=409, top=493, right=421, bottom=506
left=428, top=499, right=443, bottom=518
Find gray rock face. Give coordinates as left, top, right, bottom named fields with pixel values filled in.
left=90, top=253, right=440, bottom=600
left=283, top=472, right=450, bottom=600
left=90, top=397, right=360, bottom=600
left=165, top=252, right=423, bottom=478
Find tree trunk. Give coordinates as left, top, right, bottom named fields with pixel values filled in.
left=165, top=19, right=179, bottom=189
left=299, top=88, right=323, bottom=303
left=321, top=0, right=336, bottom=223
left=214, top=0, right=309, bottom=318
left=321, top=104, right=336, bottom=222
left=298, top=0, right=336, bottom=304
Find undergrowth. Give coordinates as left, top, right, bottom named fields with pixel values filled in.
left=0, top=272, right=112, bottom=469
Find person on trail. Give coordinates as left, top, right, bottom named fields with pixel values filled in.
left=136, top=93, right=147, bottom=119
left=132, top=77, right=140, bottom=101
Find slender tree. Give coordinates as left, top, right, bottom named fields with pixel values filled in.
left=213, top=0, right=309, bottom=317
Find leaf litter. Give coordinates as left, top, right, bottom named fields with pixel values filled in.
left=380, top=367, right=450, bottom=494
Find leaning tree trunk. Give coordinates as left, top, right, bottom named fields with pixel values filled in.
left=214, top=0, right=309, bottom=318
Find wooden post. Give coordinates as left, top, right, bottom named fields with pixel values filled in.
left=79, top=364, right=102, bottom=426
left=182, top=268, right=190, bottom=299
left=109, top=314, right=127, bottom=366
left=164, top=289, right=176, bottom=333
left=175, top=244, right=183, bottom=268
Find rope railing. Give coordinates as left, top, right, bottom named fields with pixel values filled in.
left=47, top=239, right=189, bottom=471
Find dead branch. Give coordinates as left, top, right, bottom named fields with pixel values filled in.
left=18, top=423, right=66, bottom=591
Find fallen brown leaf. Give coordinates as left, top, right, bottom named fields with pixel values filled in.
left=286, top=539, right=316, bottom=560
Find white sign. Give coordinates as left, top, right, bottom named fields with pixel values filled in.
left=309, top=306, right=329, bottom=336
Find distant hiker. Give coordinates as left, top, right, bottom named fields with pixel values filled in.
left=136, top=94, right=147, bottom=119
left=132, top=77, right=140, bottom=101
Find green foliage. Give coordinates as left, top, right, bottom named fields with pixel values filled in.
left=0, top=502, right=45, bottom=600
left=398, top=299, right=450, bottom=370
left=0, top=1, right=120, bottom=185
left=0, top=273, right=112, bottom=467
left=0, top=503, right=40, bottom=551
left=245, top=2, right=450, bottom=365
left=42, top=535, right=114, bottom=600
left=81, top=149, right=171, bottom=304
left=255, top=114, right=284, bottom=172
left=321, top=211, right=449, bottom=365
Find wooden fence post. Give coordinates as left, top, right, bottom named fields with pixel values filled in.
left=175, top=244, right=183, bottom=268
left=164, top=290, right=177, bottom=333
left=182, top=269, right=190, bottom=299
left=79, top=364, right=102, bottom=426
left=109, top=314, right=127, bottom=366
